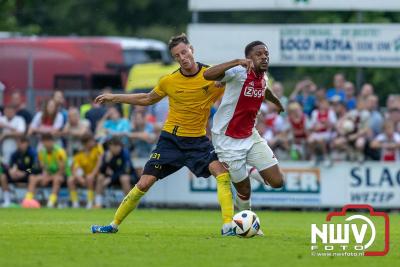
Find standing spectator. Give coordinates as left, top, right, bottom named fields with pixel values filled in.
left=96, top=106, right=130, bottom=144
left=0, top=136, right=40, bottom=207
left=10, top=91, right=33, bottom=126
left=308, top=99, right=337, bottom=166
left=84, top=96, right=108, bottom=133
left=365, top=95, right=384, bottom=137
left=129, top=106, right=157, bottom=158
left=326, top=73, right=346, bottom=102
left=370, top=120, right=400, bottom=162
left=62, top=107, right=91, bottom=156
left=359, top=83, right=374, bottom=101
left=343, top=81, right=357, bottom=110
left=23, top=133, right=70, bottom=208
left=271, top=82, right=288, bottom=111
left=95, top=137, right=138, bottom=207
left=0, top=105, right=26, bottom=164
left=53, top=90, right=68, bottom=125
left=68, top=134, right=103, bottom=209
left=289, top=79, right=317, bottom=116
left=28, top=99, right=64, bottom=136
left=385, top=95, right=400, bottom=132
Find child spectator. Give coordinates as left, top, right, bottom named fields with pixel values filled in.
left=68, top=134, right=103, bottom=208
left=308, top=99, right=337, bottom=166
left=0, top=136, right=40, bottom=207
left=287, top=102, right=311, bottom=160
left=23, top=133, right=70, bottom=208
left=95, top=137, right=138, bottom=207
left=370, top=120, right=400, bottom=162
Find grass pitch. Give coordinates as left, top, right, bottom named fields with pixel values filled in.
left=0, top=209, right=398, bottom=267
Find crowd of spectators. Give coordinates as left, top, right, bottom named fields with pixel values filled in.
left=254, top=73, right=400, bottom=166
left=0, top=72, right=399, bottom=207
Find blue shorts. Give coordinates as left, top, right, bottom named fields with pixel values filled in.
left=143, top=131, right=218, bottom=179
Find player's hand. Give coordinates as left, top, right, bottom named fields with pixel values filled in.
left=214, top=81, right=226, bottom=88
left=237, top=59, right=254, bottom=73
left=277, top=106, right=285, bottom=114
left=95, top=94, right=114, bottom=104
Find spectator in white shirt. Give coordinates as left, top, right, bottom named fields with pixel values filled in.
left=370, top=120, right=400, bottom=162
left=0, top=105, right=26, bottom=164
left=62, top=107, right=91, bottom=156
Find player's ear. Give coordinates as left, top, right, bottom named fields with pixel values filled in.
left=189, top=45, right=194, bottom=54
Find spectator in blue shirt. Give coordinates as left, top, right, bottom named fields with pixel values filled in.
left=326, top=73, right=346, bottom=102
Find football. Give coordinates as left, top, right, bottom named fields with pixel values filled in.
left=232, top=210, right=261, bottom=238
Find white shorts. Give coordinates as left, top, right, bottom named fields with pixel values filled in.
left=212, top=131, right=278, bottom=183
left=309, top=131, right=332, bottom=142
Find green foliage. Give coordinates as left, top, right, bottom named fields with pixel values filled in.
left=1, top=1, right=398, bottom=97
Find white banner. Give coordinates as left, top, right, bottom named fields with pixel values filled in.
left=189, top=0, right=400, bottom=11
left=142, top=162, right=400, bottom=208
left=188, top=23, right=400, bottom=67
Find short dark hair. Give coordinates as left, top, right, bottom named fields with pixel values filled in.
left=245, top=41, right=267, bottom=57
left=108, top=136, right=122, bottom=147
left=168, top=33, right=190, bottom=51
left=80, top=133, right=94, bottom=144
left=17, top=135, right=29, bottom=143
left=41, top=133, right=54, bottom=141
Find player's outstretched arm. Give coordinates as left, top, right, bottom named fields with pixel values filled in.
left=95, top=90, right=163, bottom=106
left=203, top=59, right=254, bottom=81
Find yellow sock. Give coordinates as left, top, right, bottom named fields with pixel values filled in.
left=70, top=191, right=78, bottom=203
left=216, top=172, right=234, bottom=224
left=113, top=186, right=145, bottom=225
left=87, top=190, right=94, bottom=203
left=25, top=192, right=34, bottom=200
left=49, top=193, right=58, bottom=205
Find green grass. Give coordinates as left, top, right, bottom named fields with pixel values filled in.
left=0, top=209, right=398, bottom=267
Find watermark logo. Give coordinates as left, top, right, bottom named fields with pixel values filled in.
left=311, top=204, right=389, bottom=257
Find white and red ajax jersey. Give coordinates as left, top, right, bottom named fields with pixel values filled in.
left=212, top=66, right=268, bottom=139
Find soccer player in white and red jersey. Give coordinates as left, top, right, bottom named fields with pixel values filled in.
left=204, top=41, right=285, bottom=214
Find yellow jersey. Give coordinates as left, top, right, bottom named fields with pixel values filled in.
left=154, top=63, right=223, bottom=137
left=73, top=144, right=104, bottom=175
left=38, top=145, right=69, bottom=175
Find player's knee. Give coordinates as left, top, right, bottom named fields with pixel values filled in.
left=269, top=171, right=285, bottom=188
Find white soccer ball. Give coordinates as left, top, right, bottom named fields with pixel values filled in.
left=232, top=210, right=261, bottom=238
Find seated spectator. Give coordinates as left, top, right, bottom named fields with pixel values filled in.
left=23, top=133, right=70, bottom=208
left=289, top=79, right=317, bottom=116
left=0, top=136, right=40, bottom=207
left=28, top=99, right=64, bottom=137
left=129, top=106, right=157, bottom=158
left=326, top=73, right=346, bottom=102
left=286, top=102, right=311, bottom=160
left=68, top=134, right=103, bottom=209
left=95, top=137, right=138, bottom=207
left=261, top=102, right=289, bottom=155
left=0, top=105, right=26, bottom=164
left=96, top=106, right=130, bottom=145
left=365, top=95, right=383, bottom=137
left=343, top=81, right=357, bottom=110
left=308, top=99, right=337, bottom=166
left=333, top=100, right=370, bottom=162
left=10, top=91, right=33, bottom=126
left=62, top=107, right=91, bottom=156
left=271, top=82, right=288, bottom=111
left=370, top=120, right=400, bottom=162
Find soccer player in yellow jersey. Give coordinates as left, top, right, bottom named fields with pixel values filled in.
left=68, top=134, right=103, bottom=209
left=91, top=33, right=235, bottom=235
left=24, top=133, right=70, bottom=208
